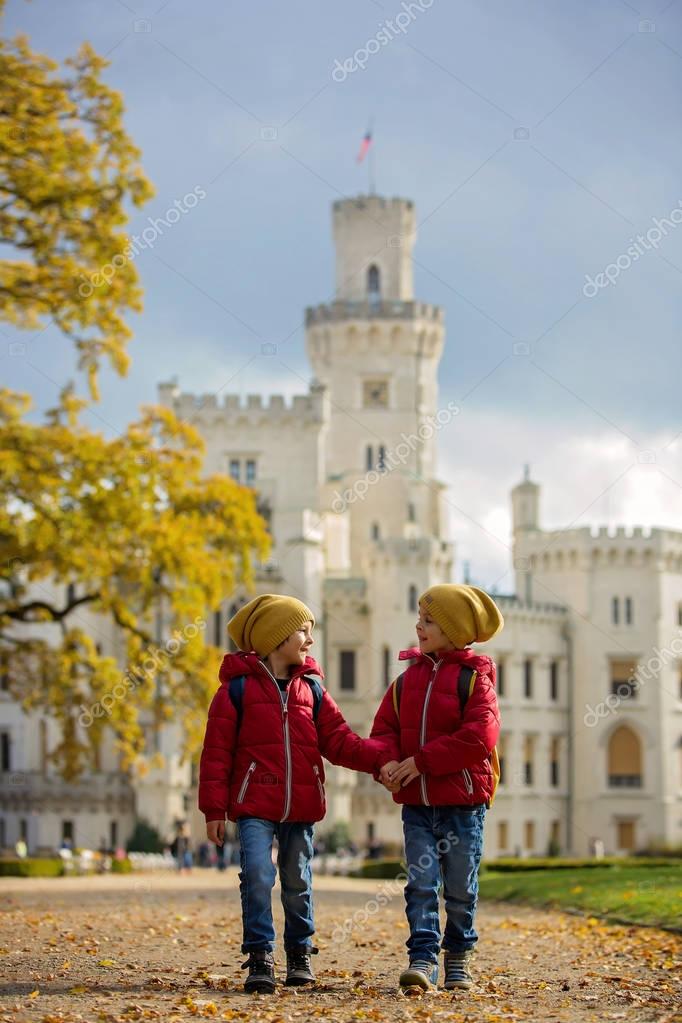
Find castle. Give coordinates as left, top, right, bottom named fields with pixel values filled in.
left=1, top=194, right=681, bottom=858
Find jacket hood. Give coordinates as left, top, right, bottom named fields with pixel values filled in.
left=399, top=645, right=496, bottom=684
left=218, top=651, right=325, bottom=685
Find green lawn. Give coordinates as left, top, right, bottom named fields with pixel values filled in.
left=479, top=865, right=682, bottom=930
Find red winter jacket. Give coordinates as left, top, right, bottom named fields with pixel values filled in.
left=370, top=646, right=501, bottom=807
left=198, top=652, right=391, bottom=824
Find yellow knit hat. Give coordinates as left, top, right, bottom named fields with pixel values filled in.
left=419, top=584, right=504, bottom=648
left=227, top=594, right=315, bottom=656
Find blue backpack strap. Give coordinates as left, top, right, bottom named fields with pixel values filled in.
left=230, top=673, right=323, bottom=727
left=456, top=666, right=476, bottom=712
left=228, top=675, right=247, bottom=731
left=392, top=671, right=406, bottom=718
left=304, top=675, right=324, bottom=722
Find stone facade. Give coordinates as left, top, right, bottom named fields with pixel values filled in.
left=1, top=194, right=681, bottom=858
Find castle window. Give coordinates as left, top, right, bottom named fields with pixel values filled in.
left=678, top=602, right=682, bottom=627
left=498, top=735, right=506, bottom=785
left=497, top=659, right=505, bottom=697
left=367, top=264, right=381, bottom=306
left=377, top=445, right=387, bottom=471
left=0, top=651, right=9, bottom=692
left=550, top=819, right=561, bottom=849
left=608, top=725, right=642, bottom=787
left=611, top=596, right=619, bottom=625
left=339, top=650, right=356, bottom=691
left=550, top=736, right=560, bottom=787
left=245, top=459, right=256, bottom=485
left=550, top=660, right=559, bottom=701
left=524, top=820, right=535, bottom=851
left=383, top=646, right=391, bottom=688
left=0, top=730, right=10, bottom=771
left=66, top=582, right=76, bottom=605
left=365, top=445, right=373, bottom=471
left=213, top=609, right=222, bottom=647
left=227, top=603, right=240, bottom=652
left=229, top=459, right=240, bottom=483
left=523, top=658, right=533, bottom=698
left=110, top=820, right=118, bottom=850
left=363, top=379, right=388, bottom=408
left=523, top=735, right=534, bottom=785
left=371, top=522, right=380, bottom=541
left=616, top=819, right=636, bottom=851
left=610, top=659, right=638, bottom=700
left=497, top=820, right=508, bottom=851
left=408, top=585, right=418, bottom=614
left=625, top=596, right=633, bottom=624
left=408, top=502, right=416, bottom=523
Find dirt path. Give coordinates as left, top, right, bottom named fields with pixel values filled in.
left=1, top=870, right=679, bottom=1022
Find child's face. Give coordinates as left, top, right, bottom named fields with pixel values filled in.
left=416, top=608, right=454, bottom=654
left=277, top=621, right=314, bottom=666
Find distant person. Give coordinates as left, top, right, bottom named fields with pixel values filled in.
left=173, top=822, right=192, bottom=873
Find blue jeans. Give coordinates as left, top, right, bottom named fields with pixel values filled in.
left=401, top=804, right=486, bottom=963
left=237, top=817, right=315, bottom=953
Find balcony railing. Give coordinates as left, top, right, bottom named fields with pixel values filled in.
left=608, top=774, right=642, bottom=788
left=305, top=300, right=443, bottom=325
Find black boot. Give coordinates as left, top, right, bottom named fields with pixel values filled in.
left=285, top=945, right=318, bottom=986
left=241, top=949, right=276, bottom=994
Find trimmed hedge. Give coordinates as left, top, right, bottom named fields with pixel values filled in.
left=483, top=857, right=681, bottom=872
left=350, top=855, right=680, bottom=880
left=351, top=859, right=405, bottom=879
left=110, top=857, right=133, bottom=873
left=0, top=858, right=63, bottom=877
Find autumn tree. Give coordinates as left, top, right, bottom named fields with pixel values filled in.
left=0, top=6, right=270, bottom=777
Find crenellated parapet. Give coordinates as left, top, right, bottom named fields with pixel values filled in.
left=517, top=524, right=682, bottom=573
left=157, top=381, right=328, bottom=429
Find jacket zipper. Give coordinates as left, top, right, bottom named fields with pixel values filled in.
left=237, top=760, right=256, bottom=803
left=261, top=662, right=293, bottom=822
left=462, top=768, right=474, bottom=795
left=419, top=658, right=443, bottom=806
left=313, top=764, right=325, bottom=804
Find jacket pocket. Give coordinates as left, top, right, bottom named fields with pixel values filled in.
left=313, top=764, right=325, bottom=804
left=462, top=768, right=474, bottom=795
left=237, top=761, right=256, bottom=803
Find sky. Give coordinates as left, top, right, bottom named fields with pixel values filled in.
left=2, top=0, right=681, bottom=589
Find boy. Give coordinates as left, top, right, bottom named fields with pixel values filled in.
left=370, top=584, right=503, bottom=992
left=198, top=593, right=391, bottom=994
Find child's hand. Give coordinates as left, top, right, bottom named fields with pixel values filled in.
left=206, top=820, right=225, bottom=846
left=379, top=761, right=401, bottom=793
left=391, top=756, right=421, bottom=787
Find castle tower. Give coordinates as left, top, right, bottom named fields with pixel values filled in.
left=305, top=195, right=454, bottom=845
left=332, top=194, right=416, bottom=301
left=306, top=196, right=448, bottom=562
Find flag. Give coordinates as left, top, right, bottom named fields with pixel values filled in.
left=357, top=129, right=372, bottom=163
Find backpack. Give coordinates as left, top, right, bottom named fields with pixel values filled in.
left=390, top=665, right=501, bottom=806
left=228, top=673, right=324, bottom=732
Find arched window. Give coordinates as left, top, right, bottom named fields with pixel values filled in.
left=408, top=584, right=418, bottom=613
left=227, top=603, right=240, bottom=652
left=366, top=445, right=373, bottom=471
left=608, top=725, right=642, bottom=787
left=367, top=264, right=381, bottom=309
left=371, top=522, right=380, bottom=541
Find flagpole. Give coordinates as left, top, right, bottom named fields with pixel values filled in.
left=368, top=117, right=375, bottom=195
